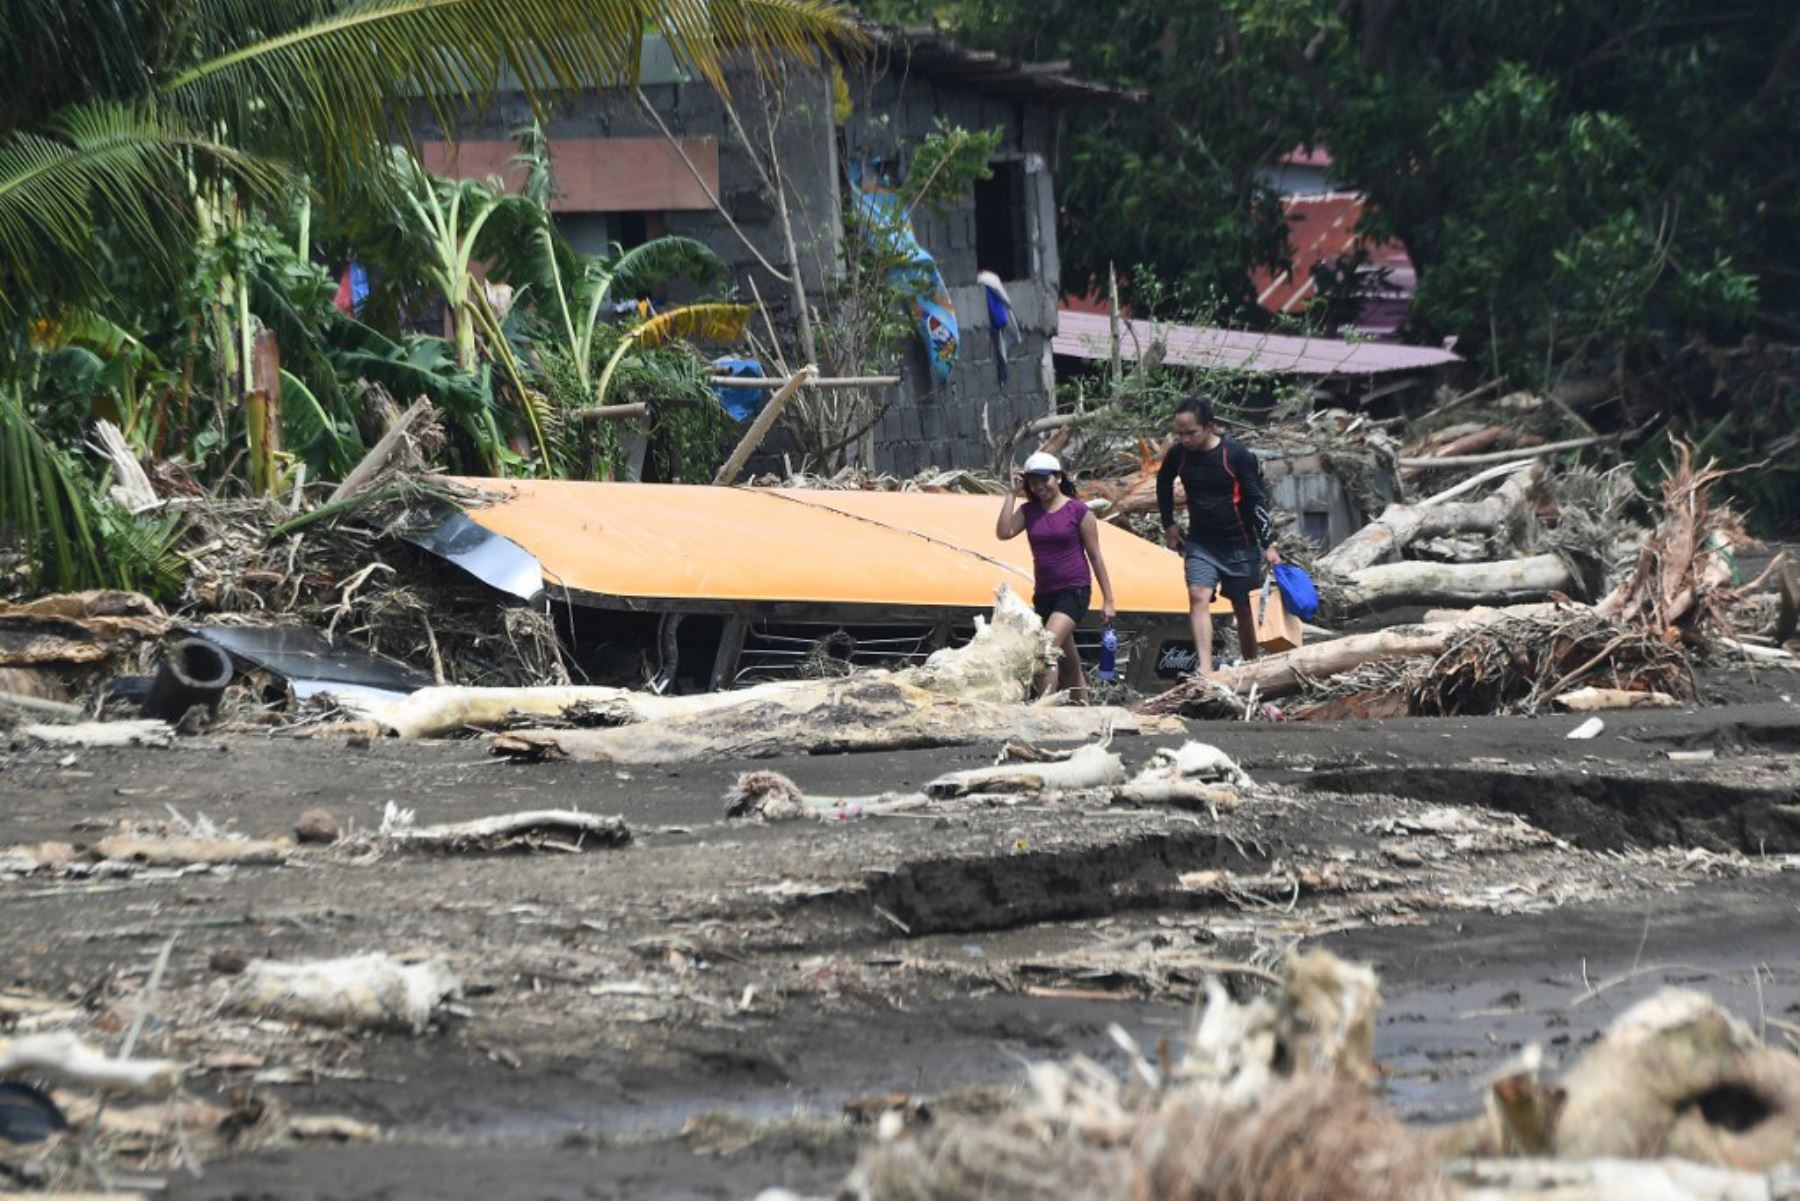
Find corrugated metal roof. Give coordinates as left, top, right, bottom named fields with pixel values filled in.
left=871, top=25, right=1142, bottom=105
left=1053, top=309, right=1458, bottom=376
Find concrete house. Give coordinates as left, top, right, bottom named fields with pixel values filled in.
left=418, top=28, right=1129, bottom=474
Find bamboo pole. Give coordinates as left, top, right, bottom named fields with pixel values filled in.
left=709, top=374, right=902, bottom=389
left=1398, top=431, right=1614, bottom=470
left=713, top=365, right=817, bottom=486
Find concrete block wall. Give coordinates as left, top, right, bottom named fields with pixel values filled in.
left=422, top=49, right=1066, bottom=476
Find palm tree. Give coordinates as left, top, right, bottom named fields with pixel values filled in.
left=0, top=0, right=853, bottom=325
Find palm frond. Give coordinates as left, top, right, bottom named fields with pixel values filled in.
left=0, top=102, right=284, bottom=320
left=0, top=381, right=104, bottom=591
left=161, top=0, right=854, bottom=181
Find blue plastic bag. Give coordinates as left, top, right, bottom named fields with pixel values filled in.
left=1272, top=563, right=1320, bottom=620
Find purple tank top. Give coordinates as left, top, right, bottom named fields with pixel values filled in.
left=1023, top=498, right=1092, bottom=594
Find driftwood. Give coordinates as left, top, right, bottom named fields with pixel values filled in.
left=94, top=418, right=158, bottom=512
left=327, top=397, right=434, bottom=504
left=1323, top=465, right=1540, bottom=575
left=1450, top=1157, right=1800, bottom=1200
left=224, top=953, right=460, bottom=1034
left=20, top=720, right=173, bottom=748
left=923, top=742, right=1124, bottom=798
left=384, top=810, right=629, bottom=852
left=0, top=689, right=84, bottom=719
left=0, top=1032, right=180, bottom=1096
left=1143, top=625, right=1454, bottom=702
left=365, top=681, right=812, bottom=739
left=94, top=834, right=289, bottom=866
left=1344, top=553, right=1577, bottom=610
left=371, top=585, right=1053, bottom=737
left=1398, top=430, right=1618, bottom=471
left=1552, top=687, right=1681, bottom=712
left=492, top=679, right=1173, bottom=765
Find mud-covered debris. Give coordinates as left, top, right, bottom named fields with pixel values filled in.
left=1113, top=740, right=1255, bottom=814
left=924, top=739, right=1123, bottom=798
left=726, top=771, right=813, bottom=821
left=0, top=1032, right=181, bottom=1096
left=381, top=809, right=629, bottom=853
left=19, top=719, right=172, bottom=748
left=224, top=953, right=460, bottom=1034
left=94, top=833, right=290, bottom=867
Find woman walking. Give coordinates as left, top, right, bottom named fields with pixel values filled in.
left=996, top=451, right=1117, bottom=702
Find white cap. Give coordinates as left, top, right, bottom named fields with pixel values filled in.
left=1022, top=451, right=1061, bottom=475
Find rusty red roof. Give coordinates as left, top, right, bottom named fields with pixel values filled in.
left=1250, top=193, right=1415, bottom=332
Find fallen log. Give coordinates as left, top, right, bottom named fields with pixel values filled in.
left=1143, top=626, right=1454, bottom=703
left=224, top=953, right=460, bottom=1034
left=1322, top=465, right=1540, bottom=575
left=383, top=810, right=630, bottom=852
left=94, top=834, right=290, bottom=866
left=1344, top=553, right=1577, bottom=610
left=1552, top=686, right=1681, bottom=712
left=0, top=1032, right=181, bottom=1096
left=368, top=584, right=1053, bottom=737
left=20, top=720, right=173, bottom=748
left=492, top=678, right=1175, bottom=764
left=364, top=681, right=812, bottom=739
left=0, top=689, right=84, bottom=720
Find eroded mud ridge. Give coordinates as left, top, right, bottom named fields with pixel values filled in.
left=1, top=695, right=1797, bottom=1199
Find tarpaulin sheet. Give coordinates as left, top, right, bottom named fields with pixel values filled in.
left=455, top=480, right=1202, bottom=615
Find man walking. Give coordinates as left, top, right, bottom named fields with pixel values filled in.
left=1155, top=398, right=1280, bottom=676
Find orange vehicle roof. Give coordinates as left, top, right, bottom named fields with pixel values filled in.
left=455, top=480, right=1203, bottom=615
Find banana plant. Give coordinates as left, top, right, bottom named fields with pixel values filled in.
left=593, top=302, right=755, bottom=409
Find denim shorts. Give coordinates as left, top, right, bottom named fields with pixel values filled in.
left=1184, top=542, right=1263, bottom=602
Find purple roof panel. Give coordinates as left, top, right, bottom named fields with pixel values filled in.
left=1053, top=310, right=1459, bottom=376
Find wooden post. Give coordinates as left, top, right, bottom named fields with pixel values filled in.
left=245, top=327, right=283, bottom=496
left=713, top=365, right=816, bottom=486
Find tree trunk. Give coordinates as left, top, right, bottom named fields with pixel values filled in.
left=1345, top=553, right=1576, bottom=610
left=1322, top=465, right=1539, bottom=575
left=1184, top=625, right=1455, bottom=700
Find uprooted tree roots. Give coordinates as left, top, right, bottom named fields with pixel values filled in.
left=1407, top=610, right=1694, bottom=717
left=838, top=952, right=1800, bottom=1201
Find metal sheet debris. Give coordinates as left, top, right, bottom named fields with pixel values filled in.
left=187, top=625, right=432, bottom=707
left=402, top=510, right=544, bottom=602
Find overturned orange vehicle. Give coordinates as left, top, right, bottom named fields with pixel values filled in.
left=426, top=481, right=1297, bottom=691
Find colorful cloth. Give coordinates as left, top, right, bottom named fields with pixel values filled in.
left=850, top=163, right=959, bottom=384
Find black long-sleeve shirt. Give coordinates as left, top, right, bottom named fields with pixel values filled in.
left=1156, top=437, right=1276, bottom=551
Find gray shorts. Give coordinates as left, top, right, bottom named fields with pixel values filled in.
left=1184, top=541, right=1263, bottom=602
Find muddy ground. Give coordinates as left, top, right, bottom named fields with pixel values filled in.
left=3, top=670, right=1799, bottom=1200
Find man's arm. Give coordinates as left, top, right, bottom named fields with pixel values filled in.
left=1156, top=448, right=1179, bottom=531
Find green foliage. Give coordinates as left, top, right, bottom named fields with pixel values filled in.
left=899, top=119, right=1003, bottom=219
left=0, top=379, right=103, bottom=590
left=879, top=0, right=1799, bottom=375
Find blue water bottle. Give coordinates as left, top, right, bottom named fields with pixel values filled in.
left=1097, top=625, right=1118, bottom=682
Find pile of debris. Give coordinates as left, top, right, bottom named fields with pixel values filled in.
left=1143, top=438, right=1796, bottom=721
left=814, top=950, right=1800, bottom=1201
